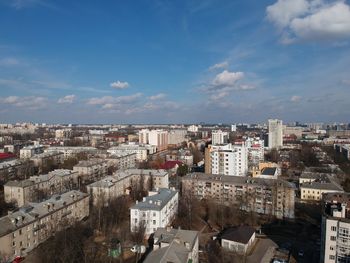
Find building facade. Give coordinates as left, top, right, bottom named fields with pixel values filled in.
left=130, top=188, right=178, bottom=236
left=268, top=119, right=283, bottom=149
left=182, top=173, right=295, bottom=219
left=0, top=190, right=89, bottom=258
left=211, top=130, right=229, bottom=145
left=73, top=159, right=108, bottom=183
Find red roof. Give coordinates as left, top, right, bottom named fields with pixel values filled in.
left=160, top=160, right=183, bottom=170
left=0, top=153, right=16, bottom=160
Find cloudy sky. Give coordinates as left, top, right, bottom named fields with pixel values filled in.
left=0, top=0, right=350, bottom=124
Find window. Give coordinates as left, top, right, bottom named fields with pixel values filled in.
left=153, top=220, right=156, bottom=225
left=330, top=236, right=336, bottom=241
left=329, top=255, right=335, bottom=260
left=331, top=226, right=337, bottom=231
left=19, top=229, right=22, bottom=235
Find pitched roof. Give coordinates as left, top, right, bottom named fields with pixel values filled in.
left=221, top=226, right=255, bottom=244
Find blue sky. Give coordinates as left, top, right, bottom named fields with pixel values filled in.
left=0, top=0, right=350, bottom=124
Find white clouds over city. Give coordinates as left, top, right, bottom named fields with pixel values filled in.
left=57, top=94, right=75, bottom=104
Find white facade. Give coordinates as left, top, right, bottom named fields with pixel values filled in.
left=244, top=137, right=264, bottom=166
left=188, top=125, right=199, bottom=133
left=20, top=145, right=44, bottom=159
left=210, top=144, right=248, bottom=176
left=130, top=189, right=178, bottom=236
left=321, top=193, right=350, bottom=263
left=55, top=129, right=72, bottom=139
left=44, top=147, right=97, bottom=160
left=168, top=130, right=187, bottom=145
left=211, top=130, right=229, bottom=145
left=107, top=143, right=156, bottom=161
left=231, top=124, right=237, bottom=132
left=268, top=119, right=283, bottom=149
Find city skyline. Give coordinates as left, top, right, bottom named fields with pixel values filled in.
left=1, top=0, right=350, bottom=123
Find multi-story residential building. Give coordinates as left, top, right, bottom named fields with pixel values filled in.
left=244, top=137, right=264, bottom=166
left=320, top=192, right=350, bottom=263
left=144, top=227, right=199, bottom=263
left=106, top=153, right=137, bottom=170
left=44, top=147, right=97, bottom=160
left=0, top=159, right=34, bottom=181
left=334, top=144, right=350, bottom=160
left=182, top=173, right=295, bottom=219
left=73, top=159, right=107, bottom=183
left=130, top=188, right=178, bottom=236
left=0, top=190, right=89, bottom=258
left=107, top=143, right=156, bottom=161
left=19, top=145, right=44, bottom=159
left=55, top=128, right=72, bottom=139
left=87, top=169, right=169, bottom=205
left=139, top=129, right=169, bottom=151
left=4, top=169, right=78, bottom=207
left=211, top=130, right=229, bottom=145
left=30, top=151, right=64, bottom=173
left=166, top=149, right=193, bottom=166
left=209, top=143, right=248, bottom=177
left=188, top=125, right=199, bottom=133
left=299, top=172, right=344, bottom=201
left=268, top=119, right=283, bottom=149
left=168, top=130, right=187, bottom=146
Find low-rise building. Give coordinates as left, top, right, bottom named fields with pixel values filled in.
left=220, top=225, right=256, bottom=254
left=107, top=143, right=156, bottom=161
left=87, top=169, right=169, bottom=205
left=182, top=173, right=295, bottom=219
left=4, top=169, right=78, bottom=207
left=251, top=162, right=281, bottom=179
left=44, top=147, right=97, bottom=160
left=299, top=172, right=343, bottom=201
left=144, top=227, right=199, bottom=263
left=130, top=188, right=178, bottom=236
left=0, top=190, right=89, bottom=258
left=0, top=159, right=34, bottom=182
left=30, top=151, right=64, bottom=173
left=320, top=192, right=350, bottom=263
left=19, top=145, right=44, bottom=159
left=73, top=159, right=108, bottom=183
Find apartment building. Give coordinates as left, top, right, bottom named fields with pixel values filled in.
left=19, top=145, right=44, bottom=159
left=0, top=190, right=89, bottom=258
left=320, top=192, right=350, bottom=263
left=168, top=130, right=187, bottom=146
left=299, top=172, right=344, bottom=201
left=268, top=119, right=283, bottom=149
left=139, top=129, right=169, bottom=151
left=211, top=130, right=229, bottom=145
left=87, top=169, right=169, bottom=205
left=44, top=147, right=97, bottom=160
left=144, top=227, right=199, bottom=263
left=166, top=149, right=193, bottom=166
left=106, top=153, right=137, bottom=170
left=130, top=188, right=178, bottom=236
left=30, top=151, right=64, bottom=173
left=4, top=169, right=78, bottom=207
left=182, top=173, right=295, bottom=219
left=107, top=143, right=156, bottom=161
left=334, top=144, right=350, bottom=160
left=55, top=128, right=72, bottom=139
left=73, top=159, right=107, bottom=183
left=244, top=137, right=264, bottom=166
left=0, top=159, right=34, bottom=181
left=209, top=143, right=248, bottom=177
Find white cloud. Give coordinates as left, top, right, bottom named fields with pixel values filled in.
left=209, top=61, right=229, bottom=71
left=0, top=96, right=48, bottom=110
left=110, top=80, right=129, bottom=89
left=57, top=95, right=75, bottom=104
left=87, top=93, right=142, bottom=110
left=212, top=70, right=244, bottom=87
left=148, top=93, right=166, bottom=100
left=267, top=0, right=350, bottom=43
left=291, top=95, right=302, bottom=102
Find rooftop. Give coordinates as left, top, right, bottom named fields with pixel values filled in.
left=183, top=173, right=295, bottom=189
left=221, top=225, right=255, bottom=244
left=130, top=188, right=178, bottom=211
left=0, top=190, right=88, bottom=237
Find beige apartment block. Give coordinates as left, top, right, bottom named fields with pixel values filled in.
left=4, top=169, right=78, bottom=207
left=73, top=159, right=108, bottom=183
left=182, top=173, right=295, bottom=219
left=87, top=169, right=169, bottom=206
left=0, top=190, right=89, bottom=258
